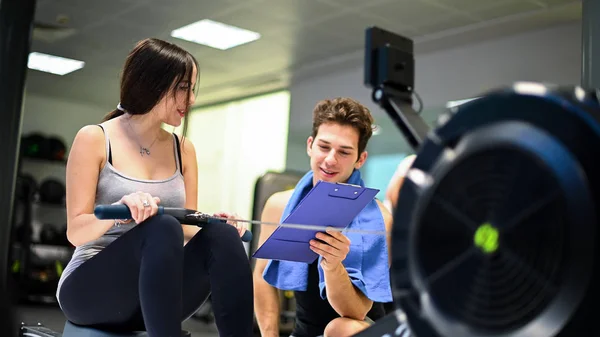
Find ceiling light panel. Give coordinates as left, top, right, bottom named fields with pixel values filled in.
left=171, top=19, right=261, bottom=50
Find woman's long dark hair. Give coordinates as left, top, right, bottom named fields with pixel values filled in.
left=102, top=38, right=199, bottom=138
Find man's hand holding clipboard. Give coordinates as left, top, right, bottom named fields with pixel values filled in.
left=252, top=181, right=379, bottom=264
left=310, top=229, right=352, bottom=271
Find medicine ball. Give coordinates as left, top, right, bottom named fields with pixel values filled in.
left=15, top=174, right=37, bottom=200
left=39, top=179, right=65, bottom=204
left=47, top=136, right=67, bottom=161
left=40, top=224, right=61, bottom=245
left=21, top=133, right=50, bottom=159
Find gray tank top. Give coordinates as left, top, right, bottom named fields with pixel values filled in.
left=56, top=125, right=186, bottom=305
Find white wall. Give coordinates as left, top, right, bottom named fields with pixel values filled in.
left=285, top=138, right=310, bottom=172
left=19, top=93, right=108, bottom=184
left=186, top=91, right=290, bottom=221
left=409, top=22, right=581, bottom=107
left=285, top=22, right=583, bottom=172
left=21, top=93, right=108, bottom=150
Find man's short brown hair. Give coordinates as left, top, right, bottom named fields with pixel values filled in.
left=311, top=97, right=374, bottom=156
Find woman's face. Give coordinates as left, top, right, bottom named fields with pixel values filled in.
left=156, top=63, right=197, bottom=127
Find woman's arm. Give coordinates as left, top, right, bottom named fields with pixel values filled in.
left=180, top=136, right=200, bottom=242
left=65, top=125, right=118, bottom=246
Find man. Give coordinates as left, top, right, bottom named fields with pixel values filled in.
left=254, top=97, right=394, bottom=337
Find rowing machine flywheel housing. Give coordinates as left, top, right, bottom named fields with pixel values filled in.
left=391, top=82, right=600, bottom=337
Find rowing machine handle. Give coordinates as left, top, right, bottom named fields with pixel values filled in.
left=94, top=204, right=252, bottom=242
left=94, top=204, right=164, bottom=218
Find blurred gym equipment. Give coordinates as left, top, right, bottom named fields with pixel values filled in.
left=21, top=133, right=68, bottom=162
left=250, top=171, right=304, bottom=334
left=360, top=25, right=600, bottom=337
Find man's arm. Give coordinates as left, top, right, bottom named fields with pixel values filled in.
left=253, top=190, right=293, bottom=337
left=311, top=230, right=372, bottom=320
left=322, top=258, right=373, bottom=320
left=312, top=200, right=395, bottom=320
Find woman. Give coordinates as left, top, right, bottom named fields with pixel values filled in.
left=56, top=38, right=254, bottom=337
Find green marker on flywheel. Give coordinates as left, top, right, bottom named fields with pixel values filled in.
left=474, top=222, right=499, bottom=254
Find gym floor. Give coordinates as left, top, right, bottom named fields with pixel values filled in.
left=16, top=304, right=221, bottom=336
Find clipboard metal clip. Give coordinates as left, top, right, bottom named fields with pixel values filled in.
left=330, top=182, right=366, bottom=200
left=335, top=182, right=362, bottom=188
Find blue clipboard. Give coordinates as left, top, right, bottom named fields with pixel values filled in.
left=252, top=181, right=379, bottom=263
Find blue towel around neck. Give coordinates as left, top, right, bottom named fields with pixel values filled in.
left=262, top=169, right=393, bottom=303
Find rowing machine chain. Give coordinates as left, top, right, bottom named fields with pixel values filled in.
left=186, top=212, right=225, bottom=223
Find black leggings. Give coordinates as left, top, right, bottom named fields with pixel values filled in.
left=58, top=214, right=254, bottom=337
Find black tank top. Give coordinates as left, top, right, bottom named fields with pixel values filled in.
left=292, top=261, right=385, bottom=337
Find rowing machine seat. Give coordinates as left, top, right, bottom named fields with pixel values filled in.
left=62, top=321, right=191, bottom=337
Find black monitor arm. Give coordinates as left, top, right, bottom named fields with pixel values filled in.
left=364, top=27, right=431, bottom=152
left=371, top=82, right=430, bottom=152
